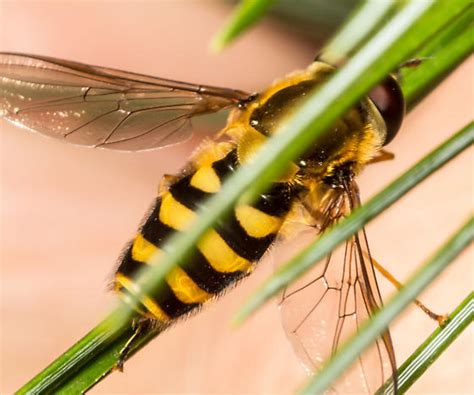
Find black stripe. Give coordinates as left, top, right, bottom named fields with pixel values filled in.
left=169, top=174, right=211, bottom=210
left=117, top=240, right=245, bottom=301
left=116, top=245, right=140, bottom=279
left=212, top=149, right=238, bottom=180
left=253, top=182, right=298, bottom=217
left=156, top=278, right=197, bottom=318
left=214, top=215, right=275, bottom=261
left=184, top=248, right=246, bottom=294
left=116, top=249, right=197, bottom=319
left=211, top=149, right=298, bottom=216
left=140, top=198, right=173, bottom=245
left=198, top=148, right=298, bottom=217
left=171, top=181, right=276, bottom=261
left=170, top=158, right=279, bottom=261
left=126, top=196, right=246, bottom=295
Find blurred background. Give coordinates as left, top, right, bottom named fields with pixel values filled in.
left=1, top=1, right=472, bottom=394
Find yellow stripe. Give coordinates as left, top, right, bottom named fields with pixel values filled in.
left=166, top=266, right=212, bottom=303
left=115, top=273, right=170, bottom=322
left=193, top=141, right=234, bottom=167
left=159, top=193, right=196, bottom=230
left=235, top=204, right=282, bottom=238
left=198, top=229, right=251, bottom=272
left=236, top=127, right=266, bottom=164
left=190, top=166, right=221, bottom=193
left=159, top=192, right=250, bottom=273
left=132, top=233, right=162, bottom=262
left=131, top=234, right=211, bottom=304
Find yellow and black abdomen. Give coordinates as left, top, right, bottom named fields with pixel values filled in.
left=115, top=148, right=299, bottom=322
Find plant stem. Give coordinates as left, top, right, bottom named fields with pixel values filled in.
left=376, top=292, right=474, bottom=394
left=402, top=4, right=474, bottom=110
left=210, top=0, right=277, bottom=51
left=15, top=314, right=132, bottom=394
left=321, top=0, right=398, bottom=65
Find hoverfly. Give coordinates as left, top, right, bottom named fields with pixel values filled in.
left=0, top=52, right=405, bottom=393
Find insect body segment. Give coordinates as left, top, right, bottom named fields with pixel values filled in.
left=115, top=145, right=300, bottom=321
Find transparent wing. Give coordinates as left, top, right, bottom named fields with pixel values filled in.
left=278, top=180, right=396, bottom=394
left=0, top=53, right=251, bottom=151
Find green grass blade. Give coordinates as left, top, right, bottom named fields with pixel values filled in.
left=270, top=0, right=357, bottom=42
left=298, top=217, right=474, bottom=395
left=377, top=292, right=474, bottom=394
left=15, top=314, right=132, bottom=394
left=402, top=5, right=474, bottom=110
left=321, top=0, right=398, bottom=64
left=234, top=121, right=474, bottom=324
left=210, top=0, right=277, bottom=51
left=54, top=326, right=161, bottom=395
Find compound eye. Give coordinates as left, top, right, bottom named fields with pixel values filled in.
left=369, top=75, right=405, bottom=145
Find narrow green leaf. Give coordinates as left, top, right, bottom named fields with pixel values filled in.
left=55, top=326, right=161, bottom=394
left=402, top=5, right=474, bottom=109
left=235, top=121, right=474, bottom=324
left=321, top=0, right=398, bottom=65
left=270, top=0, right=357, bottom=42
left=298, top=217, right=474, bottom=395
left=15, top=314, right=132, bottom=394
left=210, top=0, right=277, bottom=51
left=377, top=292, right=474, bottom=394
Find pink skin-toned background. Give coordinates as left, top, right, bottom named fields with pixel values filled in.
left=1, top=2, right=472, bottom=394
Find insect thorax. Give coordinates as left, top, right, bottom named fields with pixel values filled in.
left=226, top=61, right=387, bottom=182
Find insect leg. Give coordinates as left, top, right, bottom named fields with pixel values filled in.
left=116, top=318, right=155, bottom=371
left=366, top=253, right=447, bottom=325
left=367, top=149, right=395, bottom=165
left=395, top=57, right=433, bottom=80
left=399, top=57, right=433, bottom=69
